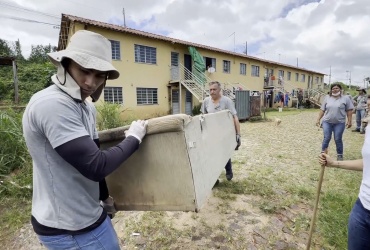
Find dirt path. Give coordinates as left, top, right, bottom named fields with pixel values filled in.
left=6, top=110, right=361, bottom=249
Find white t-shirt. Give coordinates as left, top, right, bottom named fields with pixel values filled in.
left=359, top=130, right=370, bottom=210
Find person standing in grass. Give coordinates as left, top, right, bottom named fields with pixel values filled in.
left=353, top=88, right=368, bottom=134
left=319, top=136, right=370, bottom=249
left=22, top=30, right=148, bottom=249
left=316, top=83, right=354, bottom=161
left=201, top=81, right=241, bottom=181
left=284, top=92, right=290, bottom=107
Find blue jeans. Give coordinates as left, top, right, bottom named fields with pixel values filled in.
left=356, top=109, right=366, bottom=131
left=348, top=198, right=370, bottom=250
left=321, top=121, right=345, bottom=155
left=37, top=216, right=120, bottom=250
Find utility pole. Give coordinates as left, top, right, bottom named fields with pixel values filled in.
left=228, top=32, right=235, bottom=52
left=122, top=8, right=126, bottom=27
left=296, top=58, right=298, bottom=67
left=245, top=41, right=247, bottom=55
left=366, top=77, right=370, bottom=90
left=12, top=60, right=19, bottom=104
left=346, top=70, right=351, bottom=89
left=328, top=66, right=331, bottom=89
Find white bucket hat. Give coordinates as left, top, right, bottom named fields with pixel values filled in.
left=48, top=30, right=119, bottom=80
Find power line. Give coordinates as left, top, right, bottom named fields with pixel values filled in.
left=0, top=1, right=60, bottom=19
left=0, top=14, right=59, bottom=26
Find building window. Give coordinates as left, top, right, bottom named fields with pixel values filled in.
left=295, top=73, right=299, bottom=81
left=240, top=63, right=246, bottom=75
left=315, top=76, right=319, bottom=84
left=223, top=60, right=230, bottom=73
left=321, top=77, right=323, bottom=83
left=171, top=52, right=179, bottom=66
left=109, top=40, right=120, bottom=60
left=287, top=72, right=291, bottom=81
left=104, top=87, right=123, bottom=104
left=278, top=70, right=284, bottom=78
left=135, top=44, right=157, bottom=64
left=136, top=88, right=158, bottom=105
left=204, top=57, right=216, bottom=71
left=301, top=74, right=306, bottom=82
left=251, top=65, right=260, bottom=77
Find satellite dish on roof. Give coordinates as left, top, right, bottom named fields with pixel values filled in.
left=207, top=67, right=215, bottom=73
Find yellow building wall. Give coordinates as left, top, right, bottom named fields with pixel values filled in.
left=73, top=24, right=174, bottom=119
left=70, top=22, right=324, bottom=118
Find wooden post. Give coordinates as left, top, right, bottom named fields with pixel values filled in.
left=306, top=165, right=326, bottom=250
left=12, top=60, right=19, bottom=104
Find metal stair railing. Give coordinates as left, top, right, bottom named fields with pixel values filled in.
left=180, top=63, right=210, bottom=101
left=307, top=88, right=326, bottom=107
left=222, top=82, right=248, bottom=101
left=172, top=63, right=240, bottom=102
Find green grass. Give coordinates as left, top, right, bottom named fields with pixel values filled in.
left=316, top=169, right=361, bottom=248
left=96, top=102, right=129, bottom=130
left=0, top=107, right=364, bottom=249
left=233, top=109, right=362, bottom=249
left=0, top=104, right=136, bottom=245
left=0, top=109, right=29, bottom=175
left=0, top=164, right=32, bottom=243
left=123, top=212, right=182, bottom=249
left=0, top=109, right=33, bottom=243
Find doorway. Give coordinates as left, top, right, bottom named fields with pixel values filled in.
left=185, top=91, right=192, bottom=115
left=184, top=54, right=192, bottom=80
left=172, top=90, right=179, bottom=114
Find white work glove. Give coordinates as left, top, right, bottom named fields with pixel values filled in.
left=125, top=120, right=148, bottom=143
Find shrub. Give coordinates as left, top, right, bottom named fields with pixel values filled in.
left=96, top=102, right=126, bottom=130
left=0, top=109, right=28, bottom=175
left=192, top=104, right=202, bottom=116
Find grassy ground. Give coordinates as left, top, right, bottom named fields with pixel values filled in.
left=0, top=165, right=32, bottom=244
left=2, top=108, right=364, bottom=249
left=114, top=109, right=363, bottom=249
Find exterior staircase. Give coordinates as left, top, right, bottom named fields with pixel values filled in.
left=170, top=63, right=235, bottom=102
left=222, top=82, right=248, bottom=99
left=263, top=76, right=287, bottom=93
left=306, top=88, right=326, bottom=107
left=263, top=75, right=327, bottom=107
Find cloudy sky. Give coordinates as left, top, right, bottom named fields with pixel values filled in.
left=1, top=0, right=369, bottom=87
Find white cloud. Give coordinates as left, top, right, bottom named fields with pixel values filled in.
left=1, top=0, right=369, bottom=87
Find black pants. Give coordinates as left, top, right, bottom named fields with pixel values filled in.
left=225, top=159, right=232, bottom=172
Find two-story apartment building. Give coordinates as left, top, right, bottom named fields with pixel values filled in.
left=57, top=14, right=325, bottom=119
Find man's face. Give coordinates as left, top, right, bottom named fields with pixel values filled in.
left=209, top=83, right=221, bottom=99
left=68, top=60, right=107, bottom=100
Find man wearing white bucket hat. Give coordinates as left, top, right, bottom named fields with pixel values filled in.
left=22, top=30, right=147, bottom=249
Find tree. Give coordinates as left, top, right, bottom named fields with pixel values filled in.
left=13, top=39, right=25, bottom=62
left=0, top=38, right=57, bottom=103
left=0, top=38, right=13, bottom=57
left=28, top=44, right=57, bottom=63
